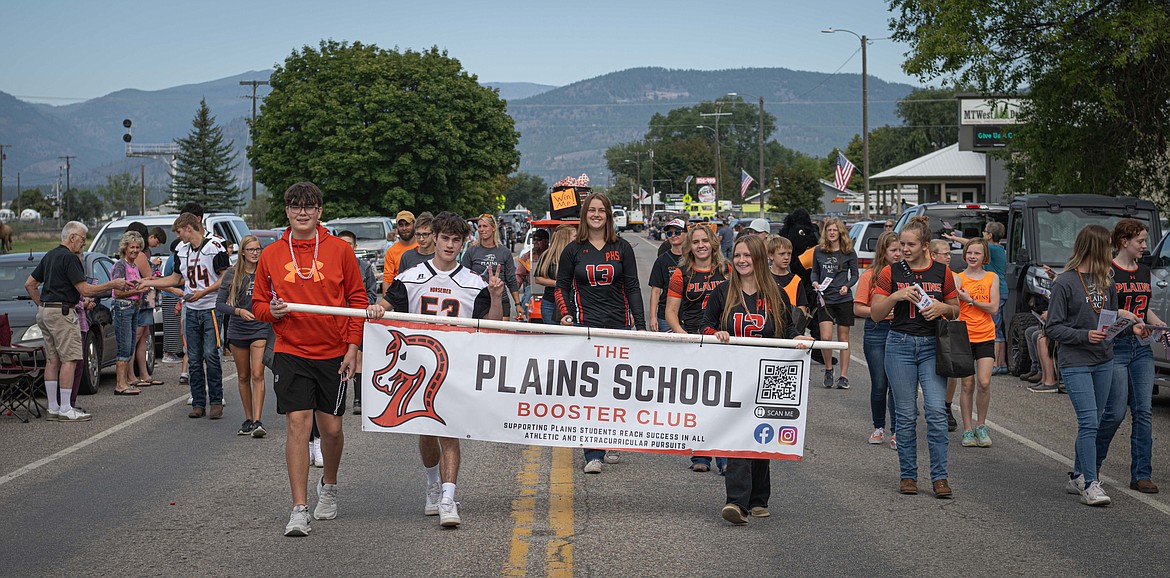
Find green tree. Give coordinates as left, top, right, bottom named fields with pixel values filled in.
left=243, top=197, right=272, bottom=230
left=62, top=188, right=105, bottom=223
left=768, top=163, right=824, bottom=214
left=173, top=98, right=243, bottom=212
left=97, top=173, right=142, bottom=217
left=251, top=41, right=520, bottom=221
left=14, top=188, right=54, bottom=216
left=502, top=172, right=549, bottom=214
left=889, top=0, right=1170, bottom=200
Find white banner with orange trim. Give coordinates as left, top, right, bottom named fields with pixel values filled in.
left=359, top=318, right=814, bottom=460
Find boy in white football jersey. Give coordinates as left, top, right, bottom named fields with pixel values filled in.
left=368, top=211, right=504, bottom=527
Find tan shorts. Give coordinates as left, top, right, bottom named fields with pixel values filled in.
left=37, top=306, right=83, bottom=362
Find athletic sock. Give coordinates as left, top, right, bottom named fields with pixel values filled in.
left=425, top=465, right=441, bottom=487
left=442, top=482, right=456, bottom=502
left=58, top=388, right=73, bottom=413
left=45, top=380, right=60, bottom=412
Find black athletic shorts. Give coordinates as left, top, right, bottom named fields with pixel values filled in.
left=229, top=337, right=264, bottom=349
left=970, top=340, right=995, bottom=360
left=815, top=301, right=855, bottom=326
left=272, top=352, right=349, bottom=416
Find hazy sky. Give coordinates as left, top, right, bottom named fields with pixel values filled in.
left=4, top=0, right=921, bottom=104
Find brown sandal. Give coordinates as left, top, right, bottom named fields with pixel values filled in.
left=114, top=387, right=142, bottom=396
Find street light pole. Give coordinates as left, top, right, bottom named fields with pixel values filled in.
left=823, top=28, right=872, bottom=219
left=0, top=144, right=10, bottom=213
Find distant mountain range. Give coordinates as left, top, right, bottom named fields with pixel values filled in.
left=0, top=67, right=915, bottom=198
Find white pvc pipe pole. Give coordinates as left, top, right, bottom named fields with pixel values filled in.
left=283, top=302, right=849, bottom=351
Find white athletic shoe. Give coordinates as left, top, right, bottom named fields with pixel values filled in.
left=314, top=478, right=338, bottom=520
left=310, top=439, right=324, bottom=468
left=583, top=459, right=603, bottom=474
left=1080, top=480, right=1111, bottom=506
left=439, top=497, right=461, bottom=527
left=1066, top=472, right=1086, bottom=495
left=58, top=408, right=92, bottom=422
left=284, top=505, right=311, bottom=537
left=604, top=450, right=620, bottom=464
left=424, top=482, right=442, bottom=516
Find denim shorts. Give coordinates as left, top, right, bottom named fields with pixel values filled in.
left=992, top=295, right=1008, bottom=342
left=113, top=305, right=138, bottom=361
left=137, top=307, right=154, bottom=328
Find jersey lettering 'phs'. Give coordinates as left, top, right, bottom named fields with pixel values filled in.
left=554, top=240, right=646, bottom=330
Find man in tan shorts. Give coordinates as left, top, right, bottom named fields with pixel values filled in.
left=24, top=221, right=132, bottom=421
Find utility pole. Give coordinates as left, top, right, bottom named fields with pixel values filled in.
left=700, top=103, right=731, bottom=201
left=861, top=34, right=871, bottom=219
left=141, top=164, right=147, bottom=214
left=759, top=96, right=766, bottom=217
left=59, top=155, right=75, bottom=193
left=240, top=80, right=269, bottom=200
left=648, top=146, right=655, bottom=217
left=0, top=144, right=10, bottom=213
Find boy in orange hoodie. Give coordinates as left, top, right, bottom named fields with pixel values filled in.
left=252, top=182, right=367, bottom=537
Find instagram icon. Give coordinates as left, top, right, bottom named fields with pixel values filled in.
left=776, top=426, right=799, bottom=446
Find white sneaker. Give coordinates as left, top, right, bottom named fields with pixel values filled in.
left=604, top=450, right=620, bottom=464
left=583, top=459, right=603, bottom=474
left=58, top=408, right=92, bottom=422
left=1066, top=472, right=1086, bottom=494
left=284, top=505, right=312, bottom=536
left=868, top=427, right=885, bottom=444
left=313, top=478, right=338, bottom=520
left=44, top=409, right=60, bottom=422
left=438, top=497, right=461, bottom=527
left=310, top=439, right=324, bottom=468
left=186, top=396, right=193, bottom=405
left=424, top=482, right=442, bottom=516
left=1080, top=480, right=1112, bottom=506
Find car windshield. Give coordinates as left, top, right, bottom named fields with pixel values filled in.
left=339, top=223, right=385, bottom=240
left=0, top=261, right=40, bottom=300
left=91, top=226, right=128, bottom=257
left=899, top=208, right=1007, bottom=241
left=1034, top=207, right=1157, bottom=266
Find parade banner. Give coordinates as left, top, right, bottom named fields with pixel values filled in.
left=360, top=319, right=814, bottom=460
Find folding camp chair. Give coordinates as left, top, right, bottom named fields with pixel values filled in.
left=0, top=314, right=45, bottom=422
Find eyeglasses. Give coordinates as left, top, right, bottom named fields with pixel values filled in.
left=286, top=205, right=320, bottom=214
left=243, top=247, right=263, bottom=253
left=415, top=231, right=433, bottom=238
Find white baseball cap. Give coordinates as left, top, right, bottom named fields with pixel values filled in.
left=747, top=218, right=770, bottom=233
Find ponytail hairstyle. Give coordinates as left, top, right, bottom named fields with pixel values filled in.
left=722, top=235, right=786, bottom=337
left=818, top=217, right=854, bottom=254
left=868, top=231, right=899, bottom=301
left=537, top=225, right=575, bottom=278
left=1112, top=218, right=1147, bottom=250
left=228, top=234, right=261, bottom=307
left=1065, top=224, right=1113, bottom=292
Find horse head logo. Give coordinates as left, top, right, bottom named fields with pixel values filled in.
left=368, top=329, right=449, bottom=428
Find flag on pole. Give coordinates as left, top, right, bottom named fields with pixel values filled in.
left=834, top=152, right=856, bottom=191
left=639, top=187, right=649, bottom=202
left=740, top=169, right=754, bottom=199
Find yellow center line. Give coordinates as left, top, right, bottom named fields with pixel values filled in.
left=546, top=447, right=574, bottom=576
left=503, top=445, right=543, bottom=576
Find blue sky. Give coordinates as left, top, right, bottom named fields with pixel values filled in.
left=4, top=0, right=921, bottom=104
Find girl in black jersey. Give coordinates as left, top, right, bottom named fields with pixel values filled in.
left=1098, top=219, right=1165, bottom=494
left=555, top=192, right=645, bottom=474
left=870, top=216, right=960, bottom=499
left=702, top=235, right=810, bottom=525
left=665, top=222, right=729, bottom=473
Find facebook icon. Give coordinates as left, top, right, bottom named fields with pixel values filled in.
left=753, top=423, right=774, bottom=444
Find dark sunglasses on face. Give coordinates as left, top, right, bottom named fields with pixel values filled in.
left=664, top=229, right=683, bottom=237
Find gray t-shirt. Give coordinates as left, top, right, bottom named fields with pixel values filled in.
left=397, top=248, right=434, bottom=277
left=460, top=243, right=519, bottom=294
left=1045, top=270, right=1117, bottom=368
left=810, top=247, right=858, bottom=305
left=215, top=268, right=271, bottom=341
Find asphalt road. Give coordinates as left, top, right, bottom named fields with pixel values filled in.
left=5, top=231, right=1170, bottom=576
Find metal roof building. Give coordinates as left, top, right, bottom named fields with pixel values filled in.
left=870, top=143, right=991, bottom=210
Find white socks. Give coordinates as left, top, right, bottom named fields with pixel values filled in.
left=442, top=482, right=456, bottom=502
left=45, top=380, right=60, bottom=412
left=425, top=465, right=440, bottom=487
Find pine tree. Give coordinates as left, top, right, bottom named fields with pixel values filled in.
left=172, top=98, right=242, bottom=212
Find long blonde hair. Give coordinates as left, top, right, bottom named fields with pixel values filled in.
left=1065, top=224, right=1113, bottom=292
left=818, top=217, right=854, bottom=254
left=680, top=223, right=727, bottom=274
left=868, top=231, right=899, bottom=301
left=722, top=235, right=786, bottom=337
left=228, top=235, right=260, bottom=307
left=537, top=225, right=575, bottom=278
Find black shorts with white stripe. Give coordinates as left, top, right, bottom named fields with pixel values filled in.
left=272, top=352, right=348, bottom=416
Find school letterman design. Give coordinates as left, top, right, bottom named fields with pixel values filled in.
left=385, top=261, right=495, bottom=320
left=873, top=260, right=958, bottom=336
left=555, top=239, right=646, bottom=330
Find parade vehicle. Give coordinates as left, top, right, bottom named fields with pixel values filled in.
left=1002, top=194, right=1162, bottom=376
left=0, top=251, right=150, bottom=394
left=894, top=202, right=1009, bottom=271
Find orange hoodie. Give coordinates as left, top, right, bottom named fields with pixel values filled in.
left=253, top=225, right=366, bottom=360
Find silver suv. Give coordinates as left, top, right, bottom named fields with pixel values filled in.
left=323, top=217, right=395, bottom=276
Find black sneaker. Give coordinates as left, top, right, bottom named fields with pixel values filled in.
left=352, top=402, right=361, bottom=416
left=251, top=421, right=267, bottom=438
left=238, top=420, right=254, bottom=436
left=835, top=376, right=850, bottom=390
left=946, top=404, right=957, bottom=432
left=823, top=370, right=834, bottom=388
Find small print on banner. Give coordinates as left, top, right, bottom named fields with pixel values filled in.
left=359, top=320, right=813, bottom=460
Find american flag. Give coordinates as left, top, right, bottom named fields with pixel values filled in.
left=639, top=187, right=649, bottom=202
left=834, top=152, right=856, bottom=191
left=740, top=169, right=754, bottom=198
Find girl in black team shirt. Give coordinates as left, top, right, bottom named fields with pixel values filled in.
left=702, top=235, right=810, bottom=525
left=870, top=216, right=960, bottom=499
left=665, top=222, right=729, bottom=473
left=556, top=192, right=646, bottom=474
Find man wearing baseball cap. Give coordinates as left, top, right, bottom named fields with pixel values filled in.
left=746, top=218, right=770, bottom=239
left=382, top=210, right=418, bottom=286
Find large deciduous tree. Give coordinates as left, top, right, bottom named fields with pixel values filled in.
left=173, top=98, right=243, bottom=212
left=889, top=0, right=1170, bottom=201
left=250, top=41, right=520, bottom=220
left=502, top=172, right=549, bottom=214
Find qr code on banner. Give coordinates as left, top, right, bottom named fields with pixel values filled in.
left=756, top=360, right=803, bottom=406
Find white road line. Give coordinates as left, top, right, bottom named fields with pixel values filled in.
left=849, top=354, right=1170, bottom=516
left=0, top=375, right=237, bottom=488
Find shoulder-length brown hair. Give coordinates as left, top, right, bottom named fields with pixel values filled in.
left=575, top=192, right=618, bottom=244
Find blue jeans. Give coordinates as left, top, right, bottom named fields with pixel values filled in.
left=1098, top=336, right=1154, bottom=482
left=863, top=319, right=896, bottom=430
left=113, top=304, right=137, bottom=361
left=657, top=316, right=671, bottom=333
left=1060, top=360, right=1114, bottom=484
left=541, top=298, right=557, bottom=325
left=185, top=307, right=223, bottom=408
left=885, top=330, right=949, bottom=482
